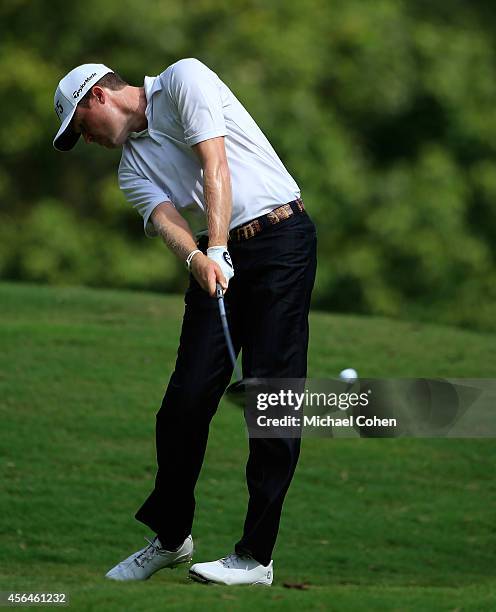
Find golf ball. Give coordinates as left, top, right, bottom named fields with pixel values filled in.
left=339, top=368, right=358, bottom=384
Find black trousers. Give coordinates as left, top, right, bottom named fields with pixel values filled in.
left=135, top=210, right=317, bottom=565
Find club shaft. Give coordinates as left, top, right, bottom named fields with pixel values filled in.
left=216, top=284, right=242, bottom=380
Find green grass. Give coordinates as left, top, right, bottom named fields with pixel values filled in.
left=1, top=282, right=495, bottom=611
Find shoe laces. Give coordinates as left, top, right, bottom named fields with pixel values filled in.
left=134, top=537, right=162, bottom=568
left=219, top=553, right=251, bottom=568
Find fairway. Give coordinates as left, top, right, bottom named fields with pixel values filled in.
left=1, top=282, right=495, bottom=611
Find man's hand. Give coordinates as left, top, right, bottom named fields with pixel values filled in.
left=207, top=245, right=234, bottom=284
left=190, top=252, right=228, bottom=297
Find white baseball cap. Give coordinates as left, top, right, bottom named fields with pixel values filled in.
left=53, top=63, right=113, bottom=151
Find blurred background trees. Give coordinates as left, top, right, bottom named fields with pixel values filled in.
left=1, top=0, right=495, bottom=330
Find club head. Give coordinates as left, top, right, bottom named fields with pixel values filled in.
left=225, top=378, right=267, bottom=408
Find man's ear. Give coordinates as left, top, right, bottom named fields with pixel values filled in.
left=92, top=86, right=106, bottom=104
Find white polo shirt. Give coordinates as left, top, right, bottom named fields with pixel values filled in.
left=118, top=58, right=300, bottom=237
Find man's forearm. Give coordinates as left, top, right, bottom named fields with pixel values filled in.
left=203, top=161, right=232, bottom=247
left=151, top=202, right=198, bottom=261
left=151, top=200, right=231, bottom=297
left=193, top=137, right=233, bottom=247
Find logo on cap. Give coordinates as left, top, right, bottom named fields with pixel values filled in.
left=73, top=72, right=97, bottom=99
left=55, top=100, right=64, bottom=119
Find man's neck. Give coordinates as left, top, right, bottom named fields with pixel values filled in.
left=125, top=85, right=148, bottom=133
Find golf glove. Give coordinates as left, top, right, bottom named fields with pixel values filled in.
left=207, top=246, right=234, bottom=285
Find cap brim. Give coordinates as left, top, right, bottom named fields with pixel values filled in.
left=53, top=105, right=80, bottom=151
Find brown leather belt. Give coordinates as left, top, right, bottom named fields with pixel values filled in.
left=229, top=198, right=306, bottom=242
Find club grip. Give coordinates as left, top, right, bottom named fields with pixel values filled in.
left=216, top=282, right=224, bottom=299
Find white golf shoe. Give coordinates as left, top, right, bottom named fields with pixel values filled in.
left=189, top=553, right=273, bottom=586
left=105, top=535, right=193, bottom=581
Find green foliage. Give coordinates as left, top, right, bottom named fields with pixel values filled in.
left=0, top=200, right=181, bottom=292
left=1, top=0, right=495, bottom=329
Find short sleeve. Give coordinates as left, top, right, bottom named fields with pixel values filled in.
left=118, top=170, right=171, bottom=237
left=168, top=58, right=227, bottom=146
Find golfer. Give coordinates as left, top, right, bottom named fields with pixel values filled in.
left=53, top=59, right=317, bottom=586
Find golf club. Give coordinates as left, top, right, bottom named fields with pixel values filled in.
left=216, top=285, right=362, bottom=408
left=215, top=283, right=265, bottom=407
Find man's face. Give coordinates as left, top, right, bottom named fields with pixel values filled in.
left=72, top=87, right=127, bottom=149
